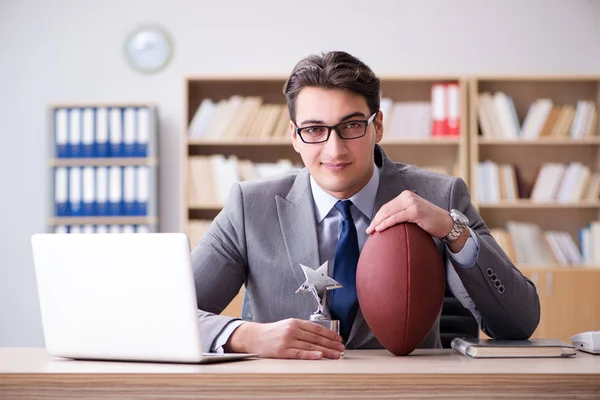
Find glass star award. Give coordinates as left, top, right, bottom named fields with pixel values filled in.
left=295, top=261, right=341, bottom=335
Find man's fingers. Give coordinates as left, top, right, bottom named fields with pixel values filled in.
left=281, top=349, right=324, bottom=360
left=367, top=206, right=393, bottom=233
left=371, top=209, right=411, bottom=233
left=287, top=340, right=342, bottom=359
left=294, top=326, right=346, bottom=353
left=298, top=320, right=343, bottom=342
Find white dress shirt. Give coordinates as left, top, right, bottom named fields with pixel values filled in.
left=211, top=165, right=481, bottom=352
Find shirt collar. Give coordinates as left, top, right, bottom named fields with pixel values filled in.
left=310, top=164, right=381, bottom=223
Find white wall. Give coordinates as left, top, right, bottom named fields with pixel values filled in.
left=1, top=0, right=599, bottom=347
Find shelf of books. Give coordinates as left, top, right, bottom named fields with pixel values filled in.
left=469, top=76, right=600, bottom=341
left=50, top=103, right=159, bottom=235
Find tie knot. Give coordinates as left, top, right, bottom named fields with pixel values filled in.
left=335, top=200, right=354, bottom=220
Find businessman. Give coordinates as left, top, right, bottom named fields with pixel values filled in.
left=191, top=51, right=540, bottom=360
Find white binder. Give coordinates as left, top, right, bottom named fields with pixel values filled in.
left=69, top=108, right=82, bottom=158
left=95, top=108, right=109, bottom=157
left=82, top=108, right=95, bottom=157
left=69, top=167, right=83, bottom=216
left=136, top=166, right=149, bottom=216
left=54, top=225, right=68, bottom=234
left=123, top=166, right=136, bottom=216
left=123, top=107, right=136, bottom=157
left=95, top=167, right=109, bottom=216
left=108, top=166, right=123, bottom=216
left=54, top=167, right=69, bottom=216
left=122, top=224, right=135, bottom=234
left=136, top=107, right=150, bottom=157
left=82, top=166, right=96, bottom=216
left=109, top=108, right=123, bottom=157
left=55, top=108, right=69, bottom=158
left=136, top=225, right=150, bottom=233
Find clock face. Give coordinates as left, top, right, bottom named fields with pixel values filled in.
left=124, top=26, right=173, bottom=73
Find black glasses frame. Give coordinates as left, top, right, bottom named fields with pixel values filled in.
left=294, top=113, right=377, bottom=144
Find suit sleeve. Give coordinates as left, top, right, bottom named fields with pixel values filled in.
left=191, top=183, right=248, bottom=353
left=447, top=177, right=541, bottom=339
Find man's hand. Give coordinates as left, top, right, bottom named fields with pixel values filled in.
left=366, top=190, right=470, bottom=251
left=224, top=318, right=345, bottom=360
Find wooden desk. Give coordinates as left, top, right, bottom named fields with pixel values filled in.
left=1, top=348, right=599, bottom=399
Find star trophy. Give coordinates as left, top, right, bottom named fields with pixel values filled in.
left=295, top=261, right=342, bottom=336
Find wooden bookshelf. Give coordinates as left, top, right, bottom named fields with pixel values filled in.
left=469, top=76, right=600, bottom=341
left=183, top=76, right=469, bottom=318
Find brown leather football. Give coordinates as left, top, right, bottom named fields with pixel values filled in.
left=356, top=222, right=445, bottom=356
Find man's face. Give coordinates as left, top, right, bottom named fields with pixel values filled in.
left=291, top=87, right=383, bottom=199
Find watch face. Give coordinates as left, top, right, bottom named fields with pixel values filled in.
left=451, top=209, right=469, bottom=225
left=124, top=26, right=173, bottom=73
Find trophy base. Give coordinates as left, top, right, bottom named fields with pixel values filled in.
left=309, top=315, right=340, bottom=334
left=309, top=315, right=344, bottom=359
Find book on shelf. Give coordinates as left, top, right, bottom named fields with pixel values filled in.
left=490, top=221, right=600, bottom=267
left=380, top=82, right=460, bottom=139
left=188, top=155, right=299, bottom=206
left=451, top=337, right=576, bottom=358
left=477, top=161, right=600, bottom=204
left=188, top=96, right=290, bottom=140
left=477, top=92, right=598, bottom=140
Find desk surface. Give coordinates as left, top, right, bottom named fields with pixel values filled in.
left=1, top=348, right=599, bottom=399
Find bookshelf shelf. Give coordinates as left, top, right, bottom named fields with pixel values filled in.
left=518, top=265, right=600, bottom=272
left=188, top=204, right=223, bottom=211
left=188, top=139, right=291, bottom=146
left=478, top=200, right=600, bottom=209
left=379, top=137, right=461, bottom=145
left=50, top=158, right=158, bottom=167
left=477, top=138, right=600, bottom=146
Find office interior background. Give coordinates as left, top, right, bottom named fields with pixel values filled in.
left=1, top=0, right=600, bottom=348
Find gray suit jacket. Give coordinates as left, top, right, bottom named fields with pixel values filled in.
left=191, top=145, right=540, bottom=353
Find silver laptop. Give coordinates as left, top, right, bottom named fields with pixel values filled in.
left=31, top=232, right=258, bottom=364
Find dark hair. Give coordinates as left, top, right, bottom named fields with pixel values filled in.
left=283, top=51, right=381, bottom=122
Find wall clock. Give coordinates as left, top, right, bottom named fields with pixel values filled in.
left=124, top=25, right=173, bottom=73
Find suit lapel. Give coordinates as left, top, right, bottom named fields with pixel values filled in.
left=276, top=169, right=321, bottom=288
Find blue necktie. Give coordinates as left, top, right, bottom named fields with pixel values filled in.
left=330, top=200, right=360, bottom=342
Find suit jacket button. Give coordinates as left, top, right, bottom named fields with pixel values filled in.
left=486, top=268, right=493, bottom=276
left=498, top=285, right=505, bottom=293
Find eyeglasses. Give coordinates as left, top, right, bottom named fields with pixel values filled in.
left=294, top=113, right=377, bottom=144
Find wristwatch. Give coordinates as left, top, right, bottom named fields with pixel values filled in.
left=442, top=209, right=469, bottom=244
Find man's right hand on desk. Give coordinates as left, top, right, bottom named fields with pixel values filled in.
left=224, top=318, right=345, bottom=360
